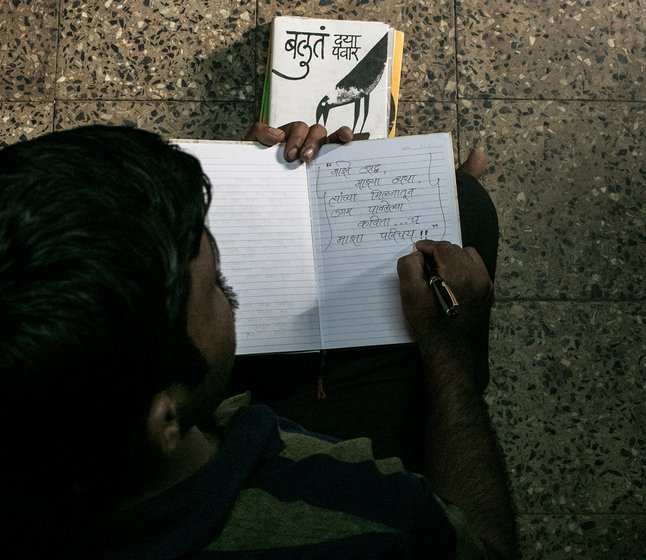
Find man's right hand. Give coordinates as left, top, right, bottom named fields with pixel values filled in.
left=400, top=240, right=518, bottom=560
left=397, top=240, right=493, bottom=352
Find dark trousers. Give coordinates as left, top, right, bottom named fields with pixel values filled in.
left=227, top=171, right=499, bottom=472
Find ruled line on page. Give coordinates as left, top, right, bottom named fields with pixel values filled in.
left=307, top=134, right=460, bottom=349
left=175, top=141, right=322, bottom=354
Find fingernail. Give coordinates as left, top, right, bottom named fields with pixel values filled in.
left=286, top=148, right=298, bottom=160
left=268, top=127, right=284, bottom=138
left=302, top=147, right=314, bottom=160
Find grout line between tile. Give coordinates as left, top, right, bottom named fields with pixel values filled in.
left=404, top=97, right=646, bottom=104
left=39, top=97, right=646, bottom=105
left=48, top=99, right=257, bottom=104
left=40, top=94, right=645, bottom=107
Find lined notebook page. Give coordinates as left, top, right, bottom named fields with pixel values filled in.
left=175, top=141, right=321, bottom=355
left=307, top=133, right=461, bottom=349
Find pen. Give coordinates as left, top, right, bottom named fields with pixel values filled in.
left=423, top=261, right=459, bottom=318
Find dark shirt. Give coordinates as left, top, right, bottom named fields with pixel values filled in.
left=72, top=400, right=486, bottom=559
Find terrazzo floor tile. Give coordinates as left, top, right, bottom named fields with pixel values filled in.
left=0, top=0, right=58, bottom=101
left=0, top=102, right=53, bottom=146
left=518, top=513, right=645, bottom=560
left=56, top=0, right=256, bottom=101
left=394, top=101, right=457, bottom=136
left=257, top=0, right=456, bottom=102
left=54, top=100, right=254, bottom=141
left=456, top=0, right=645, bottom=100
left=4, top=0, right=646, bottom=555
left=458, top=99, right=645, bottom=301
left=488, top=301, right=645, bottom=514
left=395, top=102, right=459, bottom=168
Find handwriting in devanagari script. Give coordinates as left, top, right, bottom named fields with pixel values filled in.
left=327, top=160, right=352, bottom=178
left=314, top=152, right=449, bottom=251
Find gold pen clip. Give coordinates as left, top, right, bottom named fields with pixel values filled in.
left=429, top=275, right=459, bottom=317
left=420, top=257, right=458, bottom=320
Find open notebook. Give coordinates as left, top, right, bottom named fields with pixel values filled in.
left=175, top=134, right=461, bottom=355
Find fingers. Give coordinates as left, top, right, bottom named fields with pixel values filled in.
left=413, top=240, right=491, bottom=292
left=396, top=249, right=425, bottom=286
left=398, top=241, right=494, bottom=344
left=279, top=122, right=356, bottom=163
left=325, top=126, right=354, bottom=145
left=398, top=249, right=438, bottom=308
left=397, top=249, right=441, bottom=339
left=246, top=122, right=355, bottom=163
left=463, top=246, right=495, bottom=299
left=414, top=239, right=463, bottom=273
left=280, top=122, right=329, bottom=163
left=413, top=239, right=485, bottom=271
left=244, top=122, right=285, bottom=145
left=463, top=245, right=485, bottom=266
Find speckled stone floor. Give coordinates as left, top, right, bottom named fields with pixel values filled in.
left=1, top=1, right=644, bottom=557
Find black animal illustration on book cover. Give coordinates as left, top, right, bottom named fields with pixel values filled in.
left=315, top=33, right=388, bottom=137
left=267, top=18, right=393, bottom=140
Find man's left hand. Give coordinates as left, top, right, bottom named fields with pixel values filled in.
left=244, top=122, right=353, bottom=163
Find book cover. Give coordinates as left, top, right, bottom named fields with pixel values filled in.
left=264, top=16, right=401, bottom=140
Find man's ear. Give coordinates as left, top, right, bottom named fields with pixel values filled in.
left=146, top=390, right=183, bottom=455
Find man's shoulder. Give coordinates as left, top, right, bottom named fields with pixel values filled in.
left=204, top=408, right=466, bottom=558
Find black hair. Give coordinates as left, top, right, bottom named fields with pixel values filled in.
left=0, top=125, right=212, bottom=544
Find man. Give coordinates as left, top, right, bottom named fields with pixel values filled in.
left=0, top=122, right=517, bottom=559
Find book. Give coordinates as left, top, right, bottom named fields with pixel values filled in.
left=388, top=29, right=405, bottom=137
left=174, top=134, right=461, bottom=355
left=260, top=16, right=405, bottom=140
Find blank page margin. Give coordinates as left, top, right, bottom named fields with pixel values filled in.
left=175, top=140, right=322, bottom=354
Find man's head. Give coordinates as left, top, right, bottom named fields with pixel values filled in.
left=0, top=126, right=236, bottom=524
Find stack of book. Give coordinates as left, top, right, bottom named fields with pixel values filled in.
left=260, top=16, right=405, bottom=140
